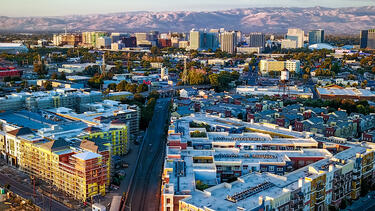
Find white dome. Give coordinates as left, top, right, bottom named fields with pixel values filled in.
left=308, top=43, right=335, bottom=50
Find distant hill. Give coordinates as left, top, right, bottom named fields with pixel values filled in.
left=1, top=7, right=375, bottom=34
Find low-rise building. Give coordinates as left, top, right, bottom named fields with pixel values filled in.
left=259, top=59, right=301, bottom=75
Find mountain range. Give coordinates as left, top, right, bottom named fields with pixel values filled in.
left=1, top=7, right=375, bottom=34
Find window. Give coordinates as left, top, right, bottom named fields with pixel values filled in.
left=277, top=167, right=284, bottom=172
left=268, top=166, right=274, bottom=171
left=166, top=198, right=171, bottom=204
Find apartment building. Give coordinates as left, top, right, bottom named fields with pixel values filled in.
left=3, top=128, right=109, bottom=202
left=161, top=114, right=375, bottom=211
left=0, top=89, right=102, bottom=112
left=51, top=100, right=140, bottom=142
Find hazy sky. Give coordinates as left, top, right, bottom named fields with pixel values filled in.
left=2, top=0, right=375, bottom=17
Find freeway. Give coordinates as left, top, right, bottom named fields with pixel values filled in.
left=123, top=98, right=171, bottom=211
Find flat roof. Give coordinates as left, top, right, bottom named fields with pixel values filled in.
left=72, top=151, right=101, bottom=161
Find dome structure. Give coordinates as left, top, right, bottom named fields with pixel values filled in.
left=308, top=43, right=335, bottom=50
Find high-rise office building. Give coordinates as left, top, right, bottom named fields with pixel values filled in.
left=220, top=31, right=237, bottom=54
left=308, top=29, right=325, bottom=45
left=286, top=28, right=305, bottom=48
left=189, top=30, right=219, bottom=51
left=96, top=36, right=111, bottom=49
left=361, top=29, right=375, bottom=49
left=82, top=32, right=107, bottom=47
left=247, top=32, right=265, bottom=47
left=360, top=30, right=369, bottom=49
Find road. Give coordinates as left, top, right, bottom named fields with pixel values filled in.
left=246, top=65, right=258, bottom=86
left=123, top=98, right=170, bottom=211
left=0, top=172, right=70, bottom=211
left=344, top=191, right=375, bottom=211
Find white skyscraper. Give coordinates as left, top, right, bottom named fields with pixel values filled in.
left=220, top=31, right=237, bottom=54
left=287, top=28, right=305, bottom=48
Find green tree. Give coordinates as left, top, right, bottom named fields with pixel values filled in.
left=34, top=61, right=47, bottom=76
left=116, top=80, right=128, bottom=91
left=196, top=180, right=209, bottom=191
left=43, top=81, right=53, bottom=90
left=150, top=46, right=160, bottom=55
left=88, top=74, right=103, bottom=89
left=108, top=83, right=117, bottom=91
left=136, top=84, right=148, bottom=93
left=58, top=72, right=66, bottom=80
left=51, top=72, right=58, bottom=80
left=125, top=83, right=138, bottom=93
left=188, top=69, right=207, bottom=85
left=303, top=74, right=309, bottom=81
left=134, top=93, right=145, bottom=104
left=149, top=90, right=160, bottom=99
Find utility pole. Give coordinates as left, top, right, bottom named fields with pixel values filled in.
left=182, top=57, right=188, bottom=84
left=102, top=53, right=106, bottom=74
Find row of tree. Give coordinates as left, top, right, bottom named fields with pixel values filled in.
left=107, top=80, right=149, bottom=93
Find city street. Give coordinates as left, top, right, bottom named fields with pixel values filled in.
left=344, top=191, right=375, bottom=211
left=246, top=64, right=258, bottom=86
left=0, top=165, right=70, bottom=211
left=124, top=98, right=170, bottom=211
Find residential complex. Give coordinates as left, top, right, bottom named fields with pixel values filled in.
left=0, top=88, right=102, bottom=112
left=161, top=114, right=375, bottom=211
left=0, top=107, right=130, bottom=201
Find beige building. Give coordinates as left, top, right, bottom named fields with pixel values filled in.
left=220, top=31, right=237, bottom=54
left=259, top=59, right=301, bottom=75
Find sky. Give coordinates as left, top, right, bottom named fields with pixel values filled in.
left=2, top=0, right=375, bottom=17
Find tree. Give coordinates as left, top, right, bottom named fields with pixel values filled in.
left=125, top=83, right=138, bottom=93
left=188, top=69, right=207, bottom=85
left=361, top=80, right=368, bottom=88
left=108, top=83, right=117, bottom=91
left=116, top=80, right=128, bottom=91
left=43, top=81, right=53, bottom=90
left=136, top=84, right=148, bottom=93
left=30, top=85, right=39, bottom=91
left=58, top=72, right=66, bottom=80
left=149, top=90, right=160, bottom=99
left=303, top=74, right=309, bottom=81
left=88, top=74, right=103, bottom=89
left=51, top=72, right=58, bottom=80
left=209, top=71, right=239, bottom=91
left=150, top=46, right=160, bottom=55
left=196, top=180, right=209, bottom=191
left=34, top=61, right=47, bottom=76
left=134, top=93, right=145, bottom=104
left=331, top=62, right=340, bottom=73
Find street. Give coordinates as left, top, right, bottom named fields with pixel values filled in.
left=246, top=64, right=258, bottom=86
left=344, top=191, right=375, bottom=211
left=0, top=169, right=70, bottom=211
left=123, top=98, right=170, bottom=211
